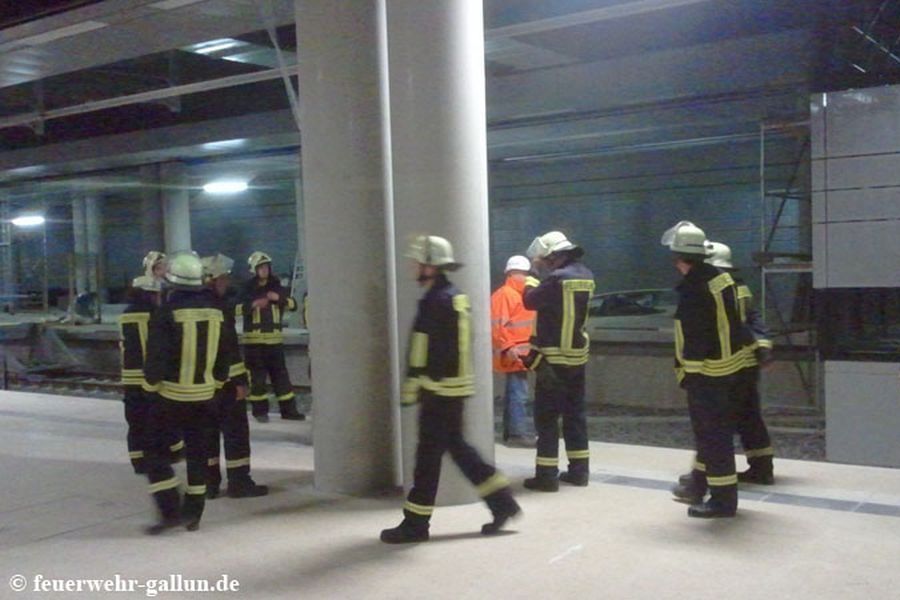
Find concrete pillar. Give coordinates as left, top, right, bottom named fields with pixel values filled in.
left=84, top=195, right=101, bottom=297
left=71, top=195, right=88, bottom=296
left=386, top=0, right=494, bottom=504
left=160, top=162, right=192, bottom=253
left=139, top=164, right=165, bottom=253
left=296, top=0, right=398, bottom=494
left=292, top=176, right=307, bottom=304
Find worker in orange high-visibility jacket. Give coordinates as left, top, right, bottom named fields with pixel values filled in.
left=491, top=255, right=536, bottom=448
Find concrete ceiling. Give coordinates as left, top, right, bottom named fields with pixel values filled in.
left=0, top=0, right=896, bottom=192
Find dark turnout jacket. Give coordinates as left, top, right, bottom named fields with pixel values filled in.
left=143, top=289, right=230, bottom=402
left=237, top=275, right=297, bottom=345
left=401, top=274, right=475, bottom=403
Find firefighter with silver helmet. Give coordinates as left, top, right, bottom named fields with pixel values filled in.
left=381, top=235, right=520, bottom=544
left=238, top=251, right=304, bottom=422
left=142, top=251, right=231, bottom=534
left=661, top=222, right=756, bottom=518
left=201, top=254, right=268, bottom=499
left=674, top=241, right=775, bottom=491
left=118, top=273, right=183, bottom=474
left=520, top=231, right=595, bottom=492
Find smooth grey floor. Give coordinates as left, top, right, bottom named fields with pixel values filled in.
left=1, top=390, right=899, bottom=599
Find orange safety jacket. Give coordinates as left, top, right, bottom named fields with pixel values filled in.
left=490, top=275, right=536, bottom=373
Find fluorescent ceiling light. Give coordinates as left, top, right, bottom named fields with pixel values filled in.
left=11, top=215, right=45, bottom=227
left=193, top=39, right=246, bottom=55
left=203, top=180, right=248, bottom=194
left=14, top=21, right=107, bottom=47
left=150, top=0, right=207, bottom=10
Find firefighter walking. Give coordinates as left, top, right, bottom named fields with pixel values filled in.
left=380, top=235, right=520, bottom=544
left=661, top=222, right=756, bottom=518
left=521, top=231, right=595, bottom=492
left=142, top=251, right=231, bottom=534
left=201, top=254, right=268, bottom=499
left=239, top=251, right=304, bottom=423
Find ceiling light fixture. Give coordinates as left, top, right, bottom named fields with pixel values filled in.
left=203, top=180, right=248, bottom=194
left=11, top=215, right=46, bottom=228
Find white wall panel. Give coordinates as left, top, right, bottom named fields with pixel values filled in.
left=826, top=220, right=900, bottom=287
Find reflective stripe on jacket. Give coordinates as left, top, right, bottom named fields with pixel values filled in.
left=143, top=289, right=230, bottom=402
left=119, top=294, right=156, bottom=390
left=673, top=264, right=755, bottom=385
left=237, top=275, right=297, bottom=345
left=490, top=275, right=535, bottom=373
left=523, top=260, right=595, bottom=367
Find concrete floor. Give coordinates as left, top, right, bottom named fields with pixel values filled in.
left=1, top=391, right=898, bottom=599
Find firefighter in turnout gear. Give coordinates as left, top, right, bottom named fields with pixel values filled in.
left=201, top=254, right=268, bottom=500
left=491, top=255, right=536, bottom=447
left=118, top=275, right=184, bottom=474
left=662, top=222, right=756, bottom=518
left=142, top=251, right=231, bottom=534
left=380, top=235, right=521, bottom=544
left=521, top=231, right=595, bottom=492
left=675, top=241, right=775, bottom=488
left=238, top=251, right=304, bottom=422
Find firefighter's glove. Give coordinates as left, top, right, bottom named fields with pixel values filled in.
left=755, top=346, right=774, bottom=367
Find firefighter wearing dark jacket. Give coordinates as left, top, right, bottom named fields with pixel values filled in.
left=119, top=275, right=184, bottom=474
left=706, top=241, right=775, bottom=483
left=520, top=231, right=595, bottom=492
left=238, top=251, right=304, bottom=423
left=201, top=254, right=268, bottom=500
left=141, top=251, right=230, bottom=534
left=381, top=235, right=520, bottom=544
left=674, top=241, right=777, bottom=499
left=662, top=222, right=757, bottom=518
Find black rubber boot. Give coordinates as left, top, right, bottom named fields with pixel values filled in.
left=181, top=494, right=205, bottom=532
left=380, top=519, right=430, bottom=544
left=144, top=517, right=182, bottom=536
left=279, top=400, right=306, bottom=421
left=482, top=489, right=522, bottom=535
left=559, top=470, right=589, bottom=487
left=206, top=486, right=220, bottom=500
left=227, top=477, right=269, bottom=498
left=672, top=470, right=707, bottom=505
left=251, top=401, right=269, bottom=423
left=738, top=456, right=774, bottom=485
left=524, top=476, right=559, bottom=492
left=688, top=486, right=737, bottom=518
left=524, top=465, right=559, bottom=492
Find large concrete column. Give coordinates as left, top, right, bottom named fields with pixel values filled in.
left=292, top=176, right=307, bottom=303
left=387, top=0, right=494, bottom=503
left=84, top=195, right=101, bottom=297
left=296, top=0, right=398, bottom=494
left=160, top=162, right=192, bottom=253
left=139, top=164, right=165, bottom=253
left=71, top=195, right=88, bottom=295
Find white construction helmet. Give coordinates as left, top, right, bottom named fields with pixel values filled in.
left=164, top=251, right=204, bottom=288
left=406, top=235, right=461, bottom=270
left=201, top=253, right=235, bottom=280
left=660, top=221, right=709, bottom=255
left=526, top=231, right=581, bottom=259
left=131, top=274, right=161, bottom=292
left=248, top=251, right=272, bottom=273
left=142, top=251, right=166, bottom=275
left=505, top=255, right=531, bottom=273
left=704, top=241, right=734, bottom=269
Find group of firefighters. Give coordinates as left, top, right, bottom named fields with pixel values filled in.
left=120, top=220, right=775, bottom=538
left=120, top=249, right=302, bottom=534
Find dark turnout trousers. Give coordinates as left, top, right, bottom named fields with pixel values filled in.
left=735, top=366, right=774, bottom=467
left=403, top=393, right=512, bottom=525
left=244, top=344, right=296, bottom=416
left=685, top=375, right=741, bottom=511
left=123, top=390, right=184, bottom=474
left=207, top=383, right=252, bottom=488
left=533, top=363, right=589, bottom=480
left=145, top=397, right=215, bottom=523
